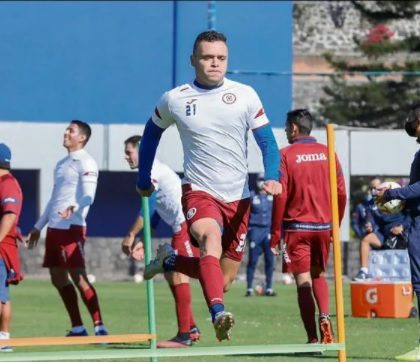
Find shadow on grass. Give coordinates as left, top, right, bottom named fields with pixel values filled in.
left=105, top=343, right=150, bottom=349
left=210, top=353, right=336, bottom=359
left=224, top=353, right=389, bottom=360
left=347, top=355, right=398, bottom=361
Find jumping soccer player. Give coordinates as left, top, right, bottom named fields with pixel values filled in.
left=270, top=109, right=346, bottom=344
left=136, top=30, right=282, bottom=341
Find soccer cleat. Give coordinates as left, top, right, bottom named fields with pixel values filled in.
left=213, top=311, right=234, bottom=342
left=352, top=270, right=373, bottom=282
left=66, top=329, right=88, bottom=337
left=94, top=327, right=109, bottom=346
left=319, top=314, right=334, bottom=344
left=95, top=329, right=109, bottom=336
left=157, top=333, right=192, bottom=348
left=245, top=289, right=254, bottom=297
left=265, top=289, right=277, bottom=297
left=144, top=243, right=175, bottom=280
left=0, top=346, right=12, bottom=353
left=190, top=326, right=201, bottom=342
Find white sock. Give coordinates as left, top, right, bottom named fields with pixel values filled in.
left=361, top=267, right=369, bottom=274
left=71, top=325, right=86, bottom=333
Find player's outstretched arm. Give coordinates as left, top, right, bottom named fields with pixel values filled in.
left=252, top=124, right=282, bottom=196
left=136, top=119, right=164, bottom=196
left=380, top=181, right=420, bottom=201
left=263, top=180, right=282, bottom=196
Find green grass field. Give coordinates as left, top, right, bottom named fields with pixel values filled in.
left=4, top=279, right=418, bottom=361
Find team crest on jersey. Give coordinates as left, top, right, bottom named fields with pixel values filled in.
left=186, top=207, right=197, bottom=220
left=222, top=93, right=236, bottom=104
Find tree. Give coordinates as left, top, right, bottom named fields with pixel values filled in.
left=320, top=1, right=420, bottom=128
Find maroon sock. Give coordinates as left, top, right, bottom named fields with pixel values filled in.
left=58, top=284, right=83, bottom=327
left=79, top=286, right=103, bottom=326
left=170, top=283, right=193, bottom=334
left=190, top=310, right=197, bottom=330
left=174, top=256, right=200, bottom=279
left=312, top=276, right=330, bottom=315
left=297, top=286, right=318, bottom=341
left=199, top=255, right=224, bottom=308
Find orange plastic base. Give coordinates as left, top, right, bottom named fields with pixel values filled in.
left=350, top=281, right=413, bottom=318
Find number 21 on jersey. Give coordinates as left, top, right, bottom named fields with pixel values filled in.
left=186, top=104, right=197, bottom=116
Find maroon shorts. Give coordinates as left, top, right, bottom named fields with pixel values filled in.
left=181, top=185, right=251, bottom=262
left=285, top=230, right=331, bottom=274
left=43, top=225, right=86, bottom=268
left=172, top=221, right=199, bottom=258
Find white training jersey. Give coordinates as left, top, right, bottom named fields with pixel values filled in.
left=151, top=78, right=269, bottom=202
left=35, top=149, right=98, bottom=230
left=151, top=159, right=185, bottom=233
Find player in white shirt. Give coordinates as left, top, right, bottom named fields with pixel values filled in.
left=121, top=135, right=200, bottom=348
left=27, top=120, right=108, bottom=337
left=138, top=31, right=282, bottom=341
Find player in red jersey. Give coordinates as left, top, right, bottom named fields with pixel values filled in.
left=270, top=109, right=346, bottom=344
left=0, top=143, right=24, bottom=351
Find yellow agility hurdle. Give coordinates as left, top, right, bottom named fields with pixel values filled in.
left=3, top=333, right=155, bottom=347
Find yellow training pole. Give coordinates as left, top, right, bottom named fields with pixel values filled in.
left=326, top=124, right=347, bottom=362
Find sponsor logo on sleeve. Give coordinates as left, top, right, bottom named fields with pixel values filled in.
left=254, top=108, right=265, bottom=118
left=154, top=107, right=162, bottom=119
left=2, top=197, right=18, bottom=205
left=83, top=171, right=98, bottom=177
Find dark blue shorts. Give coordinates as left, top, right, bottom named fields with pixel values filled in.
left=373, top=230, right=385, bottom=246
left=0, top=259, right=9, bottom=303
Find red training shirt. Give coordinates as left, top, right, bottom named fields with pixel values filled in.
left=270, top=136, right=347, bottom=248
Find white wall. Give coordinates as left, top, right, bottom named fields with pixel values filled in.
left=349, top=130, right=418, bottom=176
left=2, top=121, right=416, bottom=240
